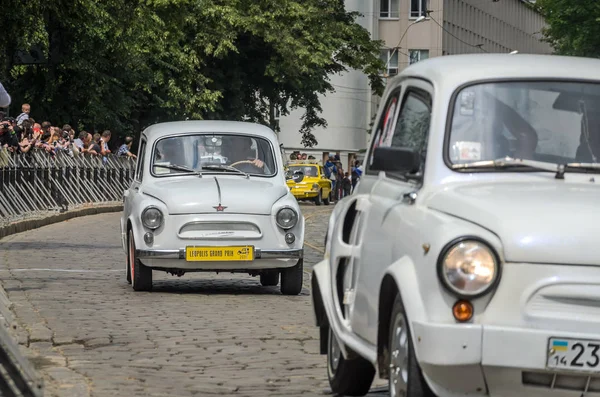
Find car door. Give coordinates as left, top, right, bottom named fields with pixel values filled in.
left=123, top=138, right=146, bottom=219
left=346, top=79, right=434, bottom=343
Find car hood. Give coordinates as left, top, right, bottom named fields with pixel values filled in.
left=427, top=181, right=600, bottom=266
left=142, top=176, right=288, bottom=215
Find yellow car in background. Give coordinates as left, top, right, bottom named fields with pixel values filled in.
left=285, top=160, right=332, bottom=205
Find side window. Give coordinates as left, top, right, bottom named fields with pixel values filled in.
left=135, top=140, right=146, bottom=182
left=390, top=90, right=432, bottom=165
left=367, top=87, right=432, bottom=176
left=367, top=88, right=402, bottom=170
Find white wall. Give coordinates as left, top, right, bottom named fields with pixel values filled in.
left=278, top=0, right=376, bottom=153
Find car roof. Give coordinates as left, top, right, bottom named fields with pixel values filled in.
left=141, top=120, right=278, bottom=142
left=393, top=54, right=600, bottom=89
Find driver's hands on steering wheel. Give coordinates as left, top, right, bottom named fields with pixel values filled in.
left=251, top=159, right=264, bottom=168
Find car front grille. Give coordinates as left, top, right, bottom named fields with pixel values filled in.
left=178, top=221, right=262, bottom=240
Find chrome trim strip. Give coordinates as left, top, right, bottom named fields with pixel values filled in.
left=136, top=249, right=184, bottom=259
left=213, top=176, right=222, bottom=204
left=136, top=248, right=304, bottom=260
left=255, top=248, right=304, bottom=259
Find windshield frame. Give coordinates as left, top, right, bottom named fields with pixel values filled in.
left=443, top=77, right=600, bottom=174
left=149, top=132, right=279, bottom=179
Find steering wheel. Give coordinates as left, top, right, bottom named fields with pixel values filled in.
left=230, top=160, right=264, bottom=172
left=230, top=160, right=256, bottom=167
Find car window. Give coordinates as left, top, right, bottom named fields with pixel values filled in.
left=151, top=133, right=277, bottom=177
left=135, top=139, right=146, bottom=182
left=447, top=80, right=600, bottom=165
left=367, top=87, right=432, bottom=175
left=388, top=90, right=432, bottom=170
left=367, top=88, right=402, bottom=171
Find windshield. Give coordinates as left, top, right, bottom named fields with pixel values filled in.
left=151, top=133, right=277, bottom=177
left=447, top=81, right=600, bottom=168
left=287, top=165, right=318, bottom=177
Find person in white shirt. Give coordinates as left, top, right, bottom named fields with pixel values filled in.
left=0, top=82, right=11, bottom=108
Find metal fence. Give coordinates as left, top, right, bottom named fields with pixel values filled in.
left=0, top=149, right=136, bottom=225
left=0, top=149, right=136, bottom=395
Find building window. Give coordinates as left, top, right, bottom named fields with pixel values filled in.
left=380, top=0, right=400, bottom=18
left=380, top=49, right=399, bottom=76
left=410, top=0, right=428, bottom=18
left=409, top=49, right=429, bottom=64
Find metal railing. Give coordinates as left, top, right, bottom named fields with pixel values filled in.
left=0, top=148, right=136, bottom=395
left=0, top=149, right=136, bottom=225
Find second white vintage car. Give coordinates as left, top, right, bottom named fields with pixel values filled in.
left=311, top=54, right=600, bottom=396
left=121, top=121, right=305, bottom=295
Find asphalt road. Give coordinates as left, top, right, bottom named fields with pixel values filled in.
left=0, top=203, right=389, bottom=397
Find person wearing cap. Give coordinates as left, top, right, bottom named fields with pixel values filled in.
left=0, top=82, right=11, bottom=108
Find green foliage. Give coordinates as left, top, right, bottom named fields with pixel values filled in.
left=535, top=0, right=600, bottom=58
left=0, top=0, right=384, bottom=146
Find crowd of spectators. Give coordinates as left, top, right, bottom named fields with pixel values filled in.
left=0, top=103, right=137, bottom=160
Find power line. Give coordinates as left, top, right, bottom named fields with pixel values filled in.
left=427, top=12, right=489, bottom=52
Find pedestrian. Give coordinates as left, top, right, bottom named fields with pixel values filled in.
left=0, top=82, right=11, bottom=108
left=342, top=172, right=352, bottom=197
left=16, top=104, right=30, bottom=126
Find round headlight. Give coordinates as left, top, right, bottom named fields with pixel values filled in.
left=439, top=240, right=499, bottom=297
left=141, top=207, right=163, bottom=230
left=276, top=207, right=298, bottom=230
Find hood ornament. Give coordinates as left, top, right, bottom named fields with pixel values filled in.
left=213, top=177, right=227, bottom=212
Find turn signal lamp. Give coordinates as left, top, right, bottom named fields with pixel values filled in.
left=452, top=300, right=474, bottom=322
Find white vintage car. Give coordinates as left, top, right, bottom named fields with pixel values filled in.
left=121, top=120, right=305, bottom=295
left=311, top=54, right=600, bottom=397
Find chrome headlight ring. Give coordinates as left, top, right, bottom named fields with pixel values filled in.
left=275, top=206, right=299, bottom=230
left=437, top=236, right=502, bottom=299
left=141, top=206, right=164, bottom=230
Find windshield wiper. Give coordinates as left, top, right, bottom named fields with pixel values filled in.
left=560, top=162, right=600, bottom=178
left=452, top=157, right=559, bottom=173
left=154, top=163, right=203, bottom=178
left=201, top=165, right=250, bottom=179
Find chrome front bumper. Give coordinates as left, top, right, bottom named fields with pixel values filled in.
left=136, top=248, right=303, bottom=260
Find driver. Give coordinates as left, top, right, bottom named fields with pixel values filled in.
left=222, top=136, right=271, bottom=174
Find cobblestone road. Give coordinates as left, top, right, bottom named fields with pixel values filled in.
left=0, top=203, right=388, bottom=397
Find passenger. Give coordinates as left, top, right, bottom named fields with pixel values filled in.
left=489, top=93, right=538, bottom=159
left=576, top=103, right=600, bottom=162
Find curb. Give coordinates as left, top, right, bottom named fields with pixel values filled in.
left=0, top=203, right=124, bottom=241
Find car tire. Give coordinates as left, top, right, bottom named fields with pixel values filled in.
left=280, top=259, right=303, bottom=295
left=314, top=190, right=323, bottom=206
left=388, top=294, right=435, bottom=397
left=129, top=229, right=153, bottom=292
left=323, top=192, right=330, bottom=206
left=260, top=272, right=279, bottom=286
left=327, top=327, right=375, bottom=396
left=125, top=244, right=131, bottom=284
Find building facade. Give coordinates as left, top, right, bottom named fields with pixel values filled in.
left=278, top=0, right=551, bottom=170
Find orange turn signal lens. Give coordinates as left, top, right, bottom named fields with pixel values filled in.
left=452, top=300, right=474, bottom=322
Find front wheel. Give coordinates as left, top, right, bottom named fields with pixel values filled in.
left=280, top=259, right=303, bottom=295
left=388, top=294, right=435, bottom=397
left=128, top=230, right=153, bottom=291
left=314, top=190, right=323, bottom=206
left=327, top=328, right=375, bottom=396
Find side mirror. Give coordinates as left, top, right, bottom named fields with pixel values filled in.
left=292, top=170, right=304, bottom=183
left=370, top=147, right=421, bottom=174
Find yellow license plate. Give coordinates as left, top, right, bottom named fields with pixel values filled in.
left=185, top=246, right=254, bottom=262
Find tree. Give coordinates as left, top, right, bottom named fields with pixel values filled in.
left=1, top=0, right=385, bottom=147
left=535, top=0, right=600, bottom=58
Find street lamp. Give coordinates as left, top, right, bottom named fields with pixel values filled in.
left=384, top=15, right=426, bottom=74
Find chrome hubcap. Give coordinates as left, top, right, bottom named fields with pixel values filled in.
left=328, top=329, right=341, bottom=375
left=389, top=313, right=409, bottom=397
